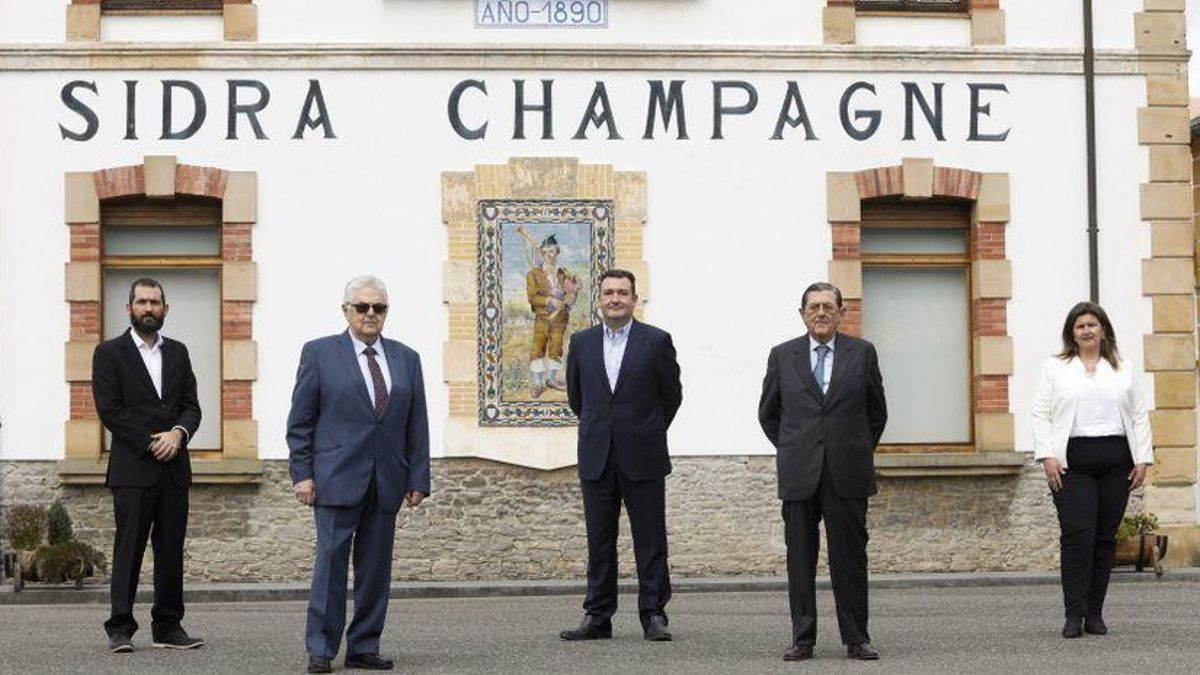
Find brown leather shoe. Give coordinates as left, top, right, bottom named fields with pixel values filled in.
left=847, top=642, right=879, bottom=660
left=783, top=644, right=814, bottom=661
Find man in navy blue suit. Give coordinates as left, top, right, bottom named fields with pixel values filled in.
left=287, top=275, right=430, bottom=673
left=559, top=269, right=683, bottom=642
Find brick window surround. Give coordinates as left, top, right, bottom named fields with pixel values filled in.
left=827, top=159, right=1020, bottom=477
left=60, top=156, right=261, bottom=484
left=66, top=0, right=257, bottom=42
left=825, top=0, right=1004, bottom=46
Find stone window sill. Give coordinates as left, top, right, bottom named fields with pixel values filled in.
left=57, top=457, right=263, bottom=484
left=875, top=451, right=1026, bottom=477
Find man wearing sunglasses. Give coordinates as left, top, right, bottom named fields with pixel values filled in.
left=287, top=275, right=431, bottom=674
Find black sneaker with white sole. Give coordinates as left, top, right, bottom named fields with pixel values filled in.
left=152, top=627, right=205, bottom=650
left=108, top=634, right=134, bottom=653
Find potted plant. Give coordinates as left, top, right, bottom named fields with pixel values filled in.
left=33, top=500, right=106, bottom=589
left=4, top=504, right=46, bottom=590
left=1114, top=512, right=1167, bottom=576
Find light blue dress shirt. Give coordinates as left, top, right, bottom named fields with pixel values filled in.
left=809, top=335, right=836, bottom=394
left=603, top=321, right=632, bottom=392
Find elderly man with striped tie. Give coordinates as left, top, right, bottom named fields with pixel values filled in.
left=287, top=275, right=431, bottom=674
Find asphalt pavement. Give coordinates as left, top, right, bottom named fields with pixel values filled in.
left=0, top=578, right=1196, bottom=674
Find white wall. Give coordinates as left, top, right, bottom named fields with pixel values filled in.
left=0, top=0, right=1154, bottom=49
left=0, top=68, right=1153, bottom=463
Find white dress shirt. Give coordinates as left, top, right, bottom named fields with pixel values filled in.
left=350, top=332, right=392, bottom=408
left=603, top=320, right=632, bottom=392
left=808, top=334, right=836, bottom=393
left=1071, top=365, right=1126, bottom=437
left=1031, top=355, right=1154, bottom=469
left=130, top=329, right=189, bottom=443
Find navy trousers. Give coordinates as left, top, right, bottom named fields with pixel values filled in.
left=306, top=481, right=397, bottom=659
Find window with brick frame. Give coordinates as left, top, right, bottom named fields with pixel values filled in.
left=859, top=200, right=974, bottom=449
left=100, top=196, right=225, bottom=453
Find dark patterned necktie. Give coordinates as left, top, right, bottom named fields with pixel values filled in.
left=363, top=346, right=389, bottom=418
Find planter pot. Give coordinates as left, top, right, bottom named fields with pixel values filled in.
left=1114, top=534, right=1168, bottom=576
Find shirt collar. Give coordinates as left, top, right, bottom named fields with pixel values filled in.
left=350, top=332, right=384, bottom=356
left=810, top=334, right=836, bottom=353
left=130, top=329, right=163, bottom=352
left=604, top=320, right=633, bottom=340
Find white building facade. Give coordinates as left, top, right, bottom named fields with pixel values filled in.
left=0, top=0, right=1196, bottom=581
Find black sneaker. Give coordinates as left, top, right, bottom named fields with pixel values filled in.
left=152, top=627, right=205, bottom=650
left=108, top=634, right=134, bottom=653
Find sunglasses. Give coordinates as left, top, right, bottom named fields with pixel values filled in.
left=347, top=303, right=389, bottom=315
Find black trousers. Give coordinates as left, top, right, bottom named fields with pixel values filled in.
left=783, top=463, right=869, bottom=647
left=105, top=475, right=189, bottom=640
left=580, top=452, right=671, bottom=627
left=1051, top=435, right=1134, bottom=620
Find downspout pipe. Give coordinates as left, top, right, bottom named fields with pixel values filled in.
left=1084, top=0, right=1100, bottom=302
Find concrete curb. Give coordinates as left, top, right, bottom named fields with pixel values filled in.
left=4, top=568, right=1199, bottom=606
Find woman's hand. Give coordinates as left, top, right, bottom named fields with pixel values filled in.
left=1042, top=458, right=1066, bottom=492
left=1128, top=464, right=1148, bottom=491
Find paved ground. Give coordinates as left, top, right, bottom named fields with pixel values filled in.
left=1, top=580, right=1196, bottom=674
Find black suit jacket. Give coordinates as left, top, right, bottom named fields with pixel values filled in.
left=566, top=320, right=683, bottom=482
left=758, top=333, right=887, bottom=501
left=92, top=328, right=202, bottom=488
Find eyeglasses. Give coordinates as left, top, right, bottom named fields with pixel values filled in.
left=347, top=303, right=389, bottom=315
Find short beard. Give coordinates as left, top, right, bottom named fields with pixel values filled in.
left=131, top=313, right=164, bottom=333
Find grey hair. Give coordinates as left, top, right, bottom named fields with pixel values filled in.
left=342, top=275, right=389, bottom=304
left=801, top=282, right=843, bottom=310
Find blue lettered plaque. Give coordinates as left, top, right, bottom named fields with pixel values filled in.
left=476, top=0, right=608, bottom=28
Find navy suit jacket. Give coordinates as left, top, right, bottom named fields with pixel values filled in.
left=92, top=329, right=201, bottom=488
left=566, top=319, right=683, bottom=482
left=286, top=331, right=431, bottom=514
left=758, top=333, right=887, bottom=501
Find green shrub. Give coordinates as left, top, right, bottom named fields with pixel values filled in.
left=1116, top=513, right=1159, bottom=543
left=33, top=541, right=107, bottom=583
left=4, top=504, right=46, bottom=551
left=46, top=500, right=73, bottom=546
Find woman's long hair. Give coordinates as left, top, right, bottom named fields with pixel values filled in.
left=1058, top=301, right=1120, bottom=369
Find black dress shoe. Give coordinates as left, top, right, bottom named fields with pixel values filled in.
left=152, top=627, right=204, bottom=650
left=783, top=643, right=813, bottom=661
left=345, top=653, right=395, bottom=670
left=559, top=615, right=613, bottom=641
left=108, top=634, right=133, bottom=653
left=847, top=642, right=880, bottom=660
left=643, top=614, right=672, bottom=642
left=1062, top=617, right=1083, bottom=639
left=307, top=656, right=332, bottom=674
left=1084, top=616, right=1108, bottom=635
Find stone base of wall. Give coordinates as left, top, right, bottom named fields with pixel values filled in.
left=1, top=457, right=1065, bottom=583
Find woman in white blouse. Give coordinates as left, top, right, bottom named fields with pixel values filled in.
left=1031, top=301, right=1154, bottom=639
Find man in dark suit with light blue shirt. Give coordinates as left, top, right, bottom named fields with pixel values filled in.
left=287, top=275, right=430, bottom=674
left=758, top=282, right=887, bottom=662
left=560, top=269, right=682, bottom=643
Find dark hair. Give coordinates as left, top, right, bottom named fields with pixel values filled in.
left=128, top=277, right=166, bottom=304
left=801, top=282, right=843, bottom=311
left=599, top=268, right=637, bottom=296
left=1059, top=301, right=1119, bottom=369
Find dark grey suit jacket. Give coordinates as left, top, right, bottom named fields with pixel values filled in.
left=758, top=333, right=887, bottom=501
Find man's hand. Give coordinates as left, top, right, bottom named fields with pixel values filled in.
left=1128, top=464, right=1148, bottom=491
left=1042, top=458, right=1066, bottom=492
left=294, top=479, right=316, bottom=506
left=149, top=429, right=183, bottom=462
left=404, top=491, right=426, bottom=508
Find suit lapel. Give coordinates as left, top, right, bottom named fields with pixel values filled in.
left=382, top=338, right=405, bottom=418
left=337, top=331, right=374, bottom=412
left=586, top=326, right=612, bottom=401
left=120, top=329, right=162, bottom=401
left=160, top=339, right=175, bottom=401
left=612, top=320, right=644, bottom=396
left=792, top=335, right=825, bottom=405
left=825, top=334, right=851, bottom=403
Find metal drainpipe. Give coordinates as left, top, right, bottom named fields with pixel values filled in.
left=1084, top=0, right=1099, bottom=302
